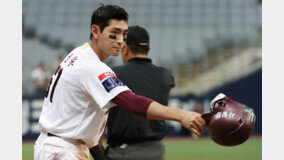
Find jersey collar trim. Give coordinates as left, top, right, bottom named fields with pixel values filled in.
left=86, top=42, right=100, bottom=61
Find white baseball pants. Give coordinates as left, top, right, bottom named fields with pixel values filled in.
left=34, top=132, right=89, bottom=160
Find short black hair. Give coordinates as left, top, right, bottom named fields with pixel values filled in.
left=90, top=4, right=128, bottom=39
left=127, top=44, right=150, bottom=55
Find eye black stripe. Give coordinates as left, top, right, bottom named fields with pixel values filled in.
left=109, top=35, right=116, bottom=39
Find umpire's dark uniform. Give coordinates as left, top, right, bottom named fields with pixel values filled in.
left=106, top=57, right=175, bottom=160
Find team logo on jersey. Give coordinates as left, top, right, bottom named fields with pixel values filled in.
left=99, top=72, right=125, bottom=92
left=64, top=53, right=75, bottom=63
left=68, top=56, right=78, bottom=66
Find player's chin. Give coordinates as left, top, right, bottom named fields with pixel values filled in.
left=111, top=50, right=121, bottom=56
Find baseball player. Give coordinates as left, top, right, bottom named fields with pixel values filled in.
left=34, top=4, right=205, bottom=160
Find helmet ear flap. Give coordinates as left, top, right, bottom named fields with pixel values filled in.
left=201, top=112, right=214, bottom=126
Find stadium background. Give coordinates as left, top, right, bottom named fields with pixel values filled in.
left=22, top=0, right=262, bottom=159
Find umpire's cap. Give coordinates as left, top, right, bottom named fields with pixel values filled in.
left=126, top=26, right=149, bottom=47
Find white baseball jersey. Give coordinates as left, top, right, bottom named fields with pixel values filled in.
left=38, top=43, right=130, bottom=146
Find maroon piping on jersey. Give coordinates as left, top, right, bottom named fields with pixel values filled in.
left=111, top=90, right=153, bottom=118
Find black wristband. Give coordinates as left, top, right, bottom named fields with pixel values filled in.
left=89, top=145, right=106, bottom=160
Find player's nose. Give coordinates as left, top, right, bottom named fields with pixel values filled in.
left=116, top=35, right=125, bottom=44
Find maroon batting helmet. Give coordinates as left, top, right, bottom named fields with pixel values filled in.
left=202, top=93, right=256, bottom=146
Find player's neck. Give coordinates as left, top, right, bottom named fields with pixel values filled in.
left=132, top=54, right=147, bottom=59
left=89, top=40, right=109, bottom=62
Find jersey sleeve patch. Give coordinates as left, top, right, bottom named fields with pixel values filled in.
left=102, top=77, right=125, bottom=92
left=98, top=72, right=116, bottom=81
left=98, top=72, right=125, bottom=92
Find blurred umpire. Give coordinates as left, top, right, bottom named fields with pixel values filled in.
left=105, top=25, right=175, bottom=160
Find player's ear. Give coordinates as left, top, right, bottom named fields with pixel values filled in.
left=91, top=25, right=101, bottom=39
left=120, top=45, right=125, bottom=57
left=121, top=45, right=128, bottom=63
left=124, top=45, right=130, bottom=56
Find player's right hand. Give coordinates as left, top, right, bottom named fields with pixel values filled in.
left=180, top=111, right=206, bottom=137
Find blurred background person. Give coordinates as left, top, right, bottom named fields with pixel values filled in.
left=105, top=25, right=175, bottom=160
left=52, top=54, right=64, bottom=72
left=30, top=62, right=51, bottom=97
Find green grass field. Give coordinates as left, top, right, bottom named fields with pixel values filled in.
left=23, top=136, right=261, bottom=160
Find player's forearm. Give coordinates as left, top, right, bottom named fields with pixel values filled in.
left=112, top=90, right=183, bottom=122
left=146, top=101, right=184, bottom=122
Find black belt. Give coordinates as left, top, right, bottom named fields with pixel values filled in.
left=47, top=133, right=60, bottom=138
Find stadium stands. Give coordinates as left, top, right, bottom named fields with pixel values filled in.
left=22, top=0, right=262, bottom=95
